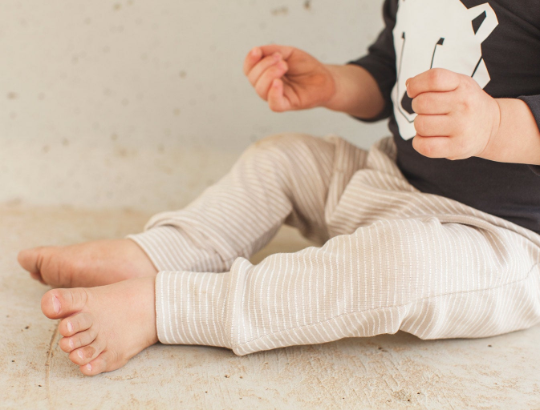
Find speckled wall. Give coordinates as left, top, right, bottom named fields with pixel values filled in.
left=1, top=0, right=387, bottom=212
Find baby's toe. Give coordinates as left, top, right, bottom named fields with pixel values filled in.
left=41, top=288, right=89, bottom=319
left=58, top=312, right=93, bottom=337
left=69, top=338, right=105, bottom=365
left=18, top=248, right=48, bottom=283
left=18, top=246, right=59, bottom=282
left=59, top=327, right=97, bottom=353
left=80, top=354, right=108, bottom=376
left=81, top=351, right=125, bottom=376
left=17, top=247, right=41, bottom=273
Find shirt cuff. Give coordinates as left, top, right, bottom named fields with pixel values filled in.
left=518, top=95, right=540, bottom=175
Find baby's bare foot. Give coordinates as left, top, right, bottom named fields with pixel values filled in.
left=18, top=239, right=157, bottom=288
left=41, top=277, right=158, bottom=376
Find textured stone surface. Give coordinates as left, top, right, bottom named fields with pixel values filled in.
left=1, top=205, right=539, bottom=409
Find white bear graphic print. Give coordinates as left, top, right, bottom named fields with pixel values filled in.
left=392, top=0, right=499, bottom=140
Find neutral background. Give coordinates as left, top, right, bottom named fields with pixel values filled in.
left=0, top=0, right=388, bottom=213
left=3, top=3, right=540, bottom=408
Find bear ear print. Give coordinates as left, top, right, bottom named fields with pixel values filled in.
left=467, top=3, right=498, bottom=42
left=472, top=11, right=487, bottom=34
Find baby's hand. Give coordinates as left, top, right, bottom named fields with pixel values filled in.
left=407, top=68, right=500, bottom=160
left=243, top=45, right=336, bottom=112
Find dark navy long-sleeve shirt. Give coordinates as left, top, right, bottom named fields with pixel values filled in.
left=348, top=0, right=540, bottom=235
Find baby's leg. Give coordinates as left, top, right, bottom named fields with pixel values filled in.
left=128, top=132, right=363, bottom=273
left=39, top=133, right=367, bottom=375
left=22, top=133, right=352, bottom=288
left=151, top=215, right=540, bottom=355
left=40, top=210, right=540, bottom=375
left=40, top=135, right=540, bottom=375
left=19, top=133, right=348, bottom=288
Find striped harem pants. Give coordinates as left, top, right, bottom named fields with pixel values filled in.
left=128, top=133, right=540, bottom=356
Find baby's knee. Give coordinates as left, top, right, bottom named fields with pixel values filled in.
left=240, top=133, right=327, bottom=175
left=247, top=132, right=319, bottom=157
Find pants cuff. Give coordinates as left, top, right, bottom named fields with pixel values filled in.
left=127, top=226, right=205, bottom=272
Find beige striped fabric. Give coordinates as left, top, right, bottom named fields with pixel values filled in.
left=128, top=133, right=540, bottom=356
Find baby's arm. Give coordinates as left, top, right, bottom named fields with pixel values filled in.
left=322, top=64, right=385, bottom=120
left=243, top=45, right=385, bottom=120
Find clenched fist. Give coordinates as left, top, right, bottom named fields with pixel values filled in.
left=243, top=45, right=336, bottom=112
left=407, top=68, right=501, bottom=160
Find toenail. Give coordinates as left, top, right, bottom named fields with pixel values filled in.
left=78, top=350, right=84, bottom=360
left=69, top=339, right=74, bottom=349
left=86, top=364, right=92, bottom=372
left=52, top=296, right=61, bottom=314
left=67, top=322, right=73, bottom=333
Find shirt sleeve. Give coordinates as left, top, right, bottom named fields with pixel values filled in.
left=346, top=0, right=398, bottom=122
left=517, top=95, right=540, bottom=176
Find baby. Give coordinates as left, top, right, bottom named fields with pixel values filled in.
left=18, top=0, right=540, bottom=376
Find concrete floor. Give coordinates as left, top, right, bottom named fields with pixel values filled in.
left=1, top=204, right=540, bottom=409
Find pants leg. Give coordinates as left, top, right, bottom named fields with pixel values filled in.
left=132, top=134, right=540, bottom=355
left=129, top=133, right=365, bottom=272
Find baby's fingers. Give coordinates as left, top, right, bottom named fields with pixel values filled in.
left=247, top=53, right=283, bottom=86
left=267, top=79, right=292, bottom=112
left=243, top=47, right=263, bottom=76
left=254, top=60, right=288, bottom=100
